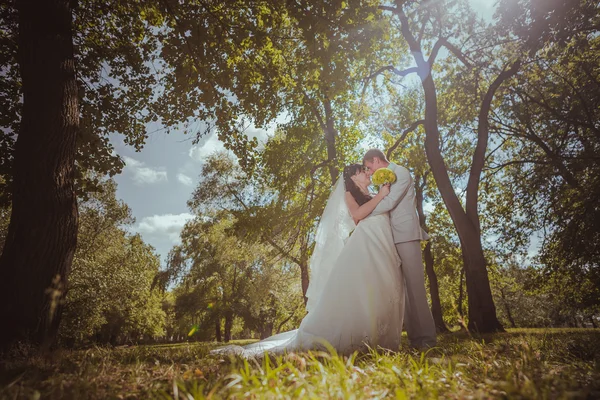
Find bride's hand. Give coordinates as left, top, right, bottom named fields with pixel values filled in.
left=378, top=184, right=391, bottom=197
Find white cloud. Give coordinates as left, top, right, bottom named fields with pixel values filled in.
left=188, top=133, right=228, bottom=162
left=177, top=173, right=194, bottom=187
left=245, top=126, right=270, bottom=143
left=123, top=156, right=168, bottom=185
left=136, top=213, right=195, bottom=243
left=187, top=122, right=274, bottom=163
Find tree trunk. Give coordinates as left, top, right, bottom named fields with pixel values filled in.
left=300, top=261, right=309, bottom=305
left=421, top=70, right=502, bottom=333
left=414, top=174, right=448, bottom=333
left=224, top=312, right=233, bottom=342
left=423, top=242, right=449, bottom=333
left=396, top=6, right=504, bottom=333
left=500, top=287, right=517, bottom=328
left=422, top=72, right=500, bottom=332
left=590, top=316, right=597, bottom=329
left=458, top=238, right=503, bottom=332
left=215, top=318, right=222, bottom=342
left=457, top=267, right=464, bottom=318
left=260, top=322, right=273, bottom=339
left=0, top=0, right=78, bottom=351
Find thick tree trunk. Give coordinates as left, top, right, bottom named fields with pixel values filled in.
left=0, top=0, right=78, bottom=351
left=460, top=240, right=503, bottom=332
left=215, top=318, right=222, bottom=342
left=421, top=73, right=502, bottom=333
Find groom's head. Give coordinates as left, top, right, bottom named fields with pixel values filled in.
left=363, top=149, right=389, bottom=177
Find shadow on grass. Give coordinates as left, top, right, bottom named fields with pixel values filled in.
left=433, top=327, right=600, bottom=362
left=1, top=329, right=599, bottom=399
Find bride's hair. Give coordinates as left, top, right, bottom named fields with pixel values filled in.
left=343, top=164, right=371, bottom=206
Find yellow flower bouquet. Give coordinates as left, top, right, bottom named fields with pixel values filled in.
left=371, top=167, right=396, bottom=187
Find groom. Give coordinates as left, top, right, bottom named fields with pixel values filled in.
left=363, top=149, right=437, bottom=349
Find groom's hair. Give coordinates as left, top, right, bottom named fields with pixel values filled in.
left=363, top=149, right=388, bottom=164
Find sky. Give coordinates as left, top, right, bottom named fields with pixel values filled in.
left=111, top=124, right=271, bottom=263
left=111, top=0, right=498, bottom=265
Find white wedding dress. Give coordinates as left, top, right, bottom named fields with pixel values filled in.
left=212, top=177, right=404, bottom=358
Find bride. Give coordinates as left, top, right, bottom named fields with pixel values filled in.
left=213, top=164, right=404, bottom=357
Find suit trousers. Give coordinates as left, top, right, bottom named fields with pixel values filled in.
left=395, top=240, right=437, bottom=348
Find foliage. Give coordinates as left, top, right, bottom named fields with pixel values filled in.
left=153, top=0, right=395, bottom=173
left=59, top=179, right=166, bottom=346
left=0, top=0, right=168, bottom=199
left=165, top=207, right=303, bottom=342
left=1, top=329, right=599, bottom=398
left=490, top=0, right=600, bottom=311
left=1, top=0, right=598, bottom=351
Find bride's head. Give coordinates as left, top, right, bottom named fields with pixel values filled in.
left=343, top=164, right=371, bottom=206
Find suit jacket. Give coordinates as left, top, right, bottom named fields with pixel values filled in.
left=371, top=162, right=429, bottom=243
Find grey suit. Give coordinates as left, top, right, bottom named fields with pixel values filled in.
left=371, top=162, right=437, bottom=348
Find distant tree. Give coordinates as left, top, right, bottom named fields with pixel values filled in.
left=60, top=179, right=165, bottom=346
left=167, top=211, right=301, bottom=342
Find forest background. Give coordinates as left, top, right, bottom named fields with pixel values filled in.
left=0, top=0, right=598, bottom=351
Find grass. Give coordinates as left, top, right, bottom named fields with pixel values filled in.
left=1, top=329, right=599, bottom=399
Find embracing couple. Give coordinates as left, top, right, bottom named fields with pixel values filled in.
left=214, top=149, right=436, bottom=357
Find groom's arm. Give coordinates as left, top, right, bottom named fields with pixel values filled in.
left=370, top=166, right=412, bottom=216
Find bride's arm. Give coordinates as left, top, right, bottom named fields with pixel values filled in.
left=345, top=185, right=390, bottom=223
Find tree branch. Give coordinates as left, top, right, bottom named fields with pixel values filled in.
left=439, top=38, right=474, bottom=68
left=466, top=59, right=521, bottom=234
left=276, top=304, right=300, bottom=333
left=485, top=159, right=550, bottom=171
left=364, top=66, right=418, bottom=82
left=427, top=38, right=446, bottom=66
left=225, top=183, right=304, bottom=266
left=386, top=119, right=425, bottom=160
left=378, top=5, right=399, bottom=13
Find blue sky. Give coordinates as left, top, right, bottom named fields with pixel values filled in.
left=111, top=124, right=271, bottom=263
left=112, top=1, right=498, bottom=264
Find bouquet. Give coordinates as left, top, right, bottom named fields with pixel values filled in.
left=371, top=167, right=396, bottom=187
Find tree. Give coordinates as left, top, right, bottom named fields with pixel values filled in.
left=0, top=1, right=166, bottom=197
left=0, top=0, right=80, bottom=350
left=490, top=0, right=600, bottom=313
left=373, top=87, right=450, bottom=332
left=60, top=179, right=165, bottom=346
left=373, top=0, right=522, bottom=332
left=183, top=151, right=324, bottom=304
left=165, top=211, right=301, bottom=342
left=0, top=0, right=164, bottom=350
left=154, top=0, right=391, bottom=177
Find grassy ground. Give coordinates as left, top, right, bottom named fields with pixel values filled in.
left=1, top=328, right=599, bottom=399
